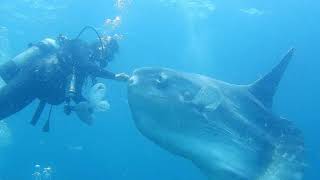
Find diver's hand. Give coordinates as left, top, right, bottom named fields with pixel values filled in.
left=115, top=73, right=130, bottom=82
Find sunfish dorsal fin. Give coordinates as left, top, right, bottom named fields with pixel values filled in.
left=249, top=48, right=295, bottom=108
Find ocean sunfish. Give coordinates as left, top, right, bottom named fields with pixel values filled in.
left=127, top=49, right=305, bottom=180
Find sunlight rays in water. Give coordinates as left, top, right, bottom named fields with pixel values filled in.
left=159, top=0, right=216, bottom=71
left=160, top=0, right=216, bottom=19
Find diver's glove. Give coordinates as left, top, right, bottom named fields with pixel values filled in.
left=88, top=83, right=110, bottom=112
left=115, top=73, right=130, bottom=82
left=74, top=83, right=109, bottom=125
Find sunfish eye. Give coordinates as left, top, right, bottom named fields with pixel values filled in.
left=155, top=73, right=169, bottom=89
left=182, top=91, right=193, bottom=101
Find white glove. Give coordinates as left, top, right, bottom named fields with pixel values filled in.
left=89, top=83, right=110, bottom=112
left=75, top=83, right=110, bottom=125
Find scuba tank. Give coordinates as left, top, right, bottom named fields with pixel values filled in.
left=0, top=39, right=61, bottom=132
left=0, top=38, right=59, bottom=83
left=12, top=38, right=59, bottom=68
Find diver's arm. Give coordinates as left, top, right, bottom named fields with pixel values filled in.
left=97, top=69, right=130, bottom=81
left=95, top=69, right=116, bottom=79
left=85, top=62, right=115, bottom=79
left=86, top=62, right=129, bottom=81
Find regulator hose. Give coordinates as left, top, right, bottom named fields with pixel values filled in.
left=75, top=26, right=105, bottom=61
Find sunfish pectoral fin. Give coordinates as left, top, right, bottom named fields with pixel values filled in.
left=249, top=48, right=295, bottom=108
left=191, top=85, right=223, bottom=112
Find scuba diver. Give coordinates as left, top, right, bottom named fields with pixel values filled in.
left=0, top=26, right=130, bottom=131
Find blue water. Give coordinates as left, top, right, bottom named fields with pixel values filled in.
left=0, top=0, right=319, bottom=179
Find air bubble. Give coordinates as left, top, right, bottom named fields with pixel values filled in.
left=32, top=164, right=53, bottom=180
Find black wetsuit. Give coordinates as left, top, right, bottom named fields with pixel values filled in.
left=0, top=39, right=116, bottom=121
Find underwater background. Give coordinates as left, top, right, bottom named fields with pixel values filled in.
left=0, top=0, right=319, bottom=179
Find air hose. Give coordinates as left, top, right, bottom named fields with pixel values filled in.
left=75, top=26, right=105, bottom=60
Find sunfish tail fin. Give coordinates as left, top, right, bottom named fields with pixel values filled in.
left=249, top=48, right=295, bottom=108
left=260, top=117, right=305, bottom=180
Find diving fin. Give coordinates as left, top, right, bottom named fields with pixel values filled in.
left=42, top=105, right=53, bottom=132
left=31, top=101, right=46, bottom=126
left=42, top=119, right=50, bottom=132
